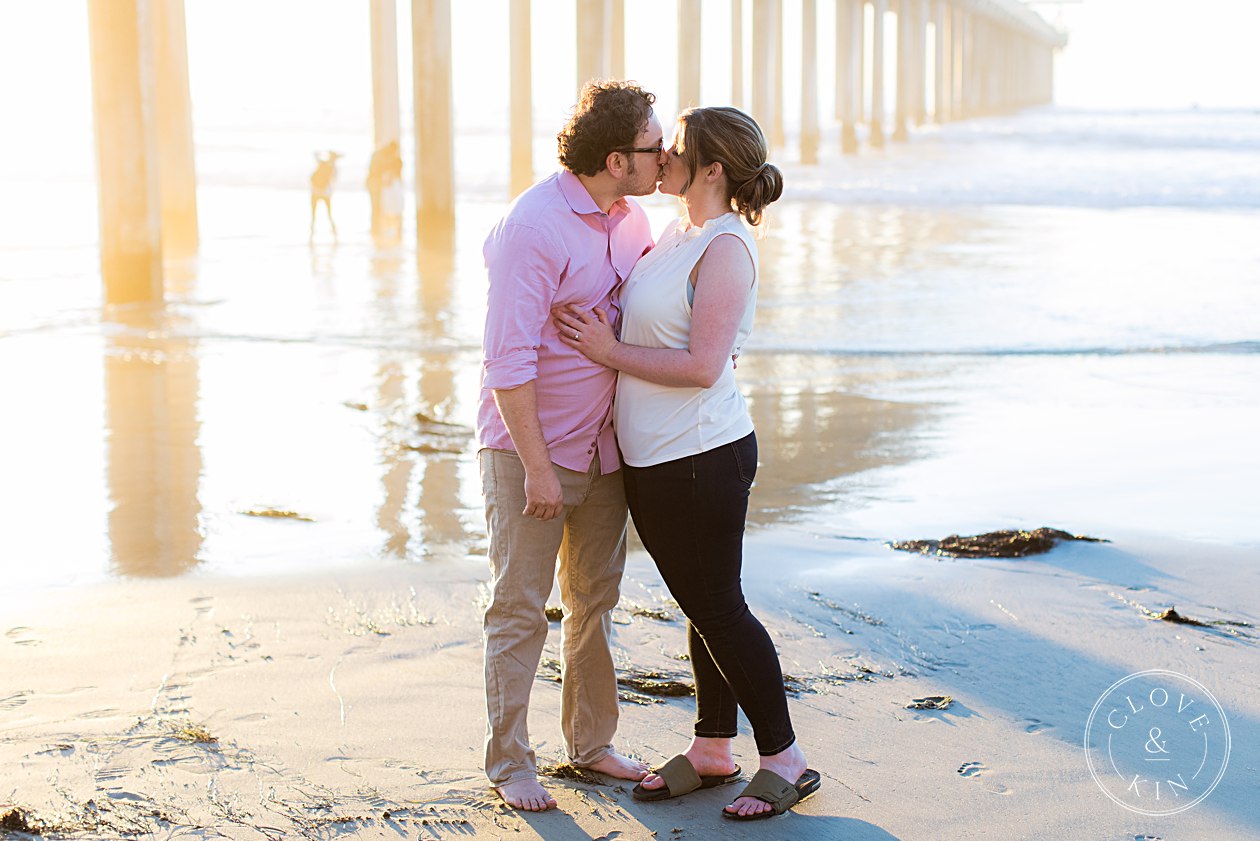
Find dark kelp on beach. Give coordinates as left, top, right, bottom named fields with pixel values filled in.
left=1109, top=592, right=1255, bottom=639
left=545, top=603, right=676, bottom=623
left=906, top=695, right=954, bottom=710
left=239, top=508, right=316, bottom=522
left=538, top=763, right=609, bottom=785
left=1, top=808, right=38, bottom=834
left=537, top=658, right=695, bottom=705
left=889, top=527, right=1106, bottom=558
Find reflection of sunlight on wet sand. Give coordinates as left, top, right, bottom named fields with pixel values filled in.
left=5, top=170, right=1259, bottom=585
left=742, top=353, right=932, bottom=526
left=5, top=181, right=956, bottom=583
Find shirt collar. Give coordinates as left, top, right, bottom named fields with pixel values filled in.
left=557, top=169, right=628, bottom=218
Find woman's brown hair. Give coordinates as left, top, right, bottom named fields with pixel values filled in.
left=672, top=106, right=783, bottom=226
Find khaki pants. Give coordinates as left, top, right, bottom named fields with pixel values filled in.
left=479, top=448, right=628, bottom=787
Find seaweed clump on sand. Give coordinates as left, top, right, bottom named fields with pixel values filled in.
left=1109, top=592, right=1254, bottom=639
left=906, top=695, right=953, bottom=710
left=1150, top=606, right=1209, bottom=627
left=1140, top=604, right=1252, bottom=635
left=629, top=606, right=675, bottom=622
left=171, top=722, right=218, bottom=744
left=1, top=807, right=39, bottom=834
left=538, top=763, right=608, bottom=785
left=781, top=664, right=893, bottom=696
left=890, top=527, right=1106, bottom=559
left=544, top=605, right=564, bottom=622
left=617, top=670, right=694, bottom=699
left=539, top=658, right=694, bottom=703
left=240, top=508, right=315, bottom=522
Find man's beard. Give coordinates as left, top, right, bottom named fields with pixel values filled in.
left=622, top=154, right=657, bottom=197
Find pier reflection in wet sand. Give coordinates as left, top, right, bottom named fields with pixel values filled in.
left=104, top=304, right=203, bottom=577
left=5, top=195, right=971, bottom=584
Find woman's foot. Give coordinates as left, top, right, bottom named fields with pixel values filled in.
left=724, top=742, right=808, bottom=818
left=638, top=736, right=738, bottom=793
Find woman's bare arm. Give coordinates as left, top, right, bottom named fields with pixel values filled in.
left=554, top=233, right=753, bottom=388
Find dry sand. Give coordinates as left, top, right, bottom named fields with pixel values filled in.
left=3, top=530, right=1259, bottom=840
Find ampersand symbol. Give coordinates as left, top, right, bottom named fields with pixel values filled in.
left=1145, top=727, right=1170, bottom=754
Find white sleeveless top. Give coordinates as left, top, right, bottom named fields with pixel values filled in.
left=614, top=212, right=758, bottom=467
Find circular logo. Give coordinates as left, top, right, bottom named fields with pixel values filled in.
left=1084, top=669, right=1230, bottom=816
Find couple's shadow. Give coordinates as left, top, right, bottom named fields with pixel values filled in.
left=514, top=780, right=903, bottom=840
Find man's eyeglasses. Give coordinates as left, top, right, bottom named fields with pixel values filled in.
left=614, top=144, right=664, bottom=155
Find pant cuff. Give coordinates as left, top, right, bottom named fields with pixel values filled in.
left=489, top=769, right=539, bottom=788
left=694, top=728, right=739, bottom=739
left=568, top=746, right=613, bottom=768
left=757, top=734, right=797, bottom=757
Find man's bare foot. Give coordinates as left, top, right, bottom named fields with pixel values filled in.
left=725, top=742, right=808, bottom=818
left=578, top=751, right=649, bottom=781
left=493, top=778, right=557, bottom=812
left=639, top=736, right=737, bottom=792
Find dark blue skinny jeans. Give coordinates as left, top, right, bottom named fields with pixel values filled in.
left=622, top=431, right=796, bottom=756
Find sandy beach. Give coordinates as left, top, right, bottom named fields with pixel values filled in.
left=4, top=525, right=1259, bottom=839
left=3, top=39, right=1259, bottom=836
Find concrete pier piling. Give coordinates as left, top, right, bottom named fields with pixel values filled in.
left=751, top=0, right=776, bottom=147
left=509, top=0, right=532, bottom=197
left=870, top=0, right=887, bottom=147
left=610, top=0, right=625, bottom=79
left=731, top=0, right=744, bottom=108
left=933, top=0, right=948, bottom=122
left=678, top=0, right=701, bottom=110
left=914, top=0, right=929, bottom=125
left=370, top=0, right=401, bottom=150
left=894, top=0, right=912, bottom=141
left=151, top=0, right=198, bottom=259
left=87, top=0, right=163, bottom=305
left=76, top=0, right=1065, bottom=287
left=576, top=0, right=609, bottom=88
left=411, top=0, right=454, bottom=233
left=800, top=0, right=820, bottom=164
left=771, top=0, right=785, bottom=150
left=836, top=0, right=861, bottom=154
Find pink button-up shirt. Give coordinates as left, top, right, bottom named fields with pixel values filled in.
left=478, top=170, right=654, bottom=474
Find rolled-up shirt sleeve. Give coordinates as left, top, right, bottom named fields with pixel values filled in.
left=482, top=222, right=567, bottom=390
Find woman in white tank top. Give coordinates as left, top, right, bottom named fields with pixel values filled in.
left=554, top=107, right=820, bottom=821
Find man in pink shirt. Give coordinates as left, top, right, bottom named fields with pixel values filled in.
left=477, top=81, right=665, bottom=811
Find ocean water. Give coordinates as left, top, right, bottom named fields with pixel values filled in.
left=1, top=107, right=1258, bottom=592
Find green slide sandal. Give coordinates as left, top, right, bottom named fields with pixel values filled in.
left=721, top=768, right=822, bottom=820
left=631, top=754, right=743, bottom=802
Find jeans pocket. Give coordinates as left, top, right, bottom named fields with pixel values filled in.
left=730, top=432, right=758, bottom=487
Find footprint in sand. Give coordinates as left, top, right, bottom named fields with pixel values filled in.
left=6, top=626, right=39, bottom=646
left=957, top=761, right=986, bottom=778
left=35, top=744, right=75, bottom=757
left=94, top=766, right=129, bottom=783
left=0, top=691, right=32, bottom=710
left=1024, top=718, right=1054, bottom=735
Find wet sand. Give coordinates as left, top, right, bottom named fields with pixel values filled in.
left=4, top=531, right=1259, bottom=839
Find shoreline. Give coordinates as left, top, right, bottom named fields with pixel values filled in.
left=4, top=528, right=1258, bottom=839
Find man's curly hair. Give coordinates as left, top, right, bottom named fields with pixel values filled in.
left=557, top=81, right=656, bottom=177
